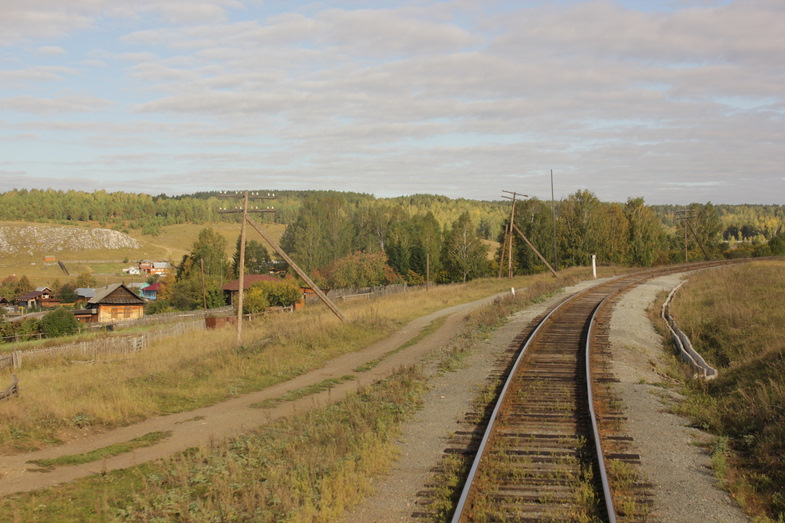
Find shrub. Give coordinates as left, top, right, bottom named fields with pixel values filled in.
left=40, top=307, right=80, bottom=338
left=242, top=281, right=302, bottom=314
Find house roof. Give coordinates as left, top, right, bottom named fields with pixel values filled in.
left=152, top=262, right=171, bottom=269
left=88, top=283, right=145, bottom=306
left=35, top=287, right=52, bottom=293
left=75, top=288, right=95, bottom=298
left=222, top=274, right=281, bottom=291
left=143, top=282, right=162, bottom=292
left=18, top=290, right=44, bottom=301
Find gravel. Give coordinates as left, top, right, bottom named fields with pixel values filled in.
left=345, top=275, right=750, bottom=522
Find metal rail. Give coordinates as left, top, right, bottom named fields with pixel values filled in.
left=450, top=260, right=750, bottom=522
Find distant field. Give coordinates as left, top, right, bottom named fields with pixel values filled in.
left=0, top=220, right=287, bottom=287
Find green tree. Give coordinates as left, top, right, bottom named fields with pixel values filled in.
left=329, top=252, right=401, bottom=288
left=16, top=275, right=33, bottom=297
left=232, top=237, right=271, bottom=278
left=58, top=283, right=79, bottom=303
left=442, top=212, right=491, bottom=283
left=40, top=307, right=80, bottom=338
left=558, top=190, right=606, bottom=267
left=75, top=272, right=96, bottom=288
left=242, top=280, right=301, bottom=314
left=624, top=197, right=664, bottom=266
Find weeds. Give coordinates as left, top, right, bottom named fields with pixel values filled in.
left=27, top=431, right=171, bottom=471
left=667, top=260, right=785, bottom=520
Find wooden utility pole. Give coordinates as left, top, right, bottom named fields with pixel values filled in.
left=501, top=190, right=558, bottom=278
left=244, top=216, right=348, bottom=323
left=219, top=191, right=276, bottom=343
left=676, top=209, right=710, bottom=262
left=501, top=190, right=526, bottom=278
left=550, top=169, right=559, bottom=270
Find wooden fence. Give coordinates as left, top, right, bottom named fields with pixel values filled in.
left=0, top=375, right=18, bottom=402
left=0, top=319, right=206, bottom=370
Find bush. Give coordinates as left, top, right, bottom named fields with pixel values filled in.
left=40, top=307, right=80, bottom=338
left=242, top=281, right=302, bottom=314
left=145, top=299, right=174, bottom=315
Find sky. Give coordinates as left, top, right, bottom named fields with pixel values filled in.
left=0, top=0, right=783, bottom=205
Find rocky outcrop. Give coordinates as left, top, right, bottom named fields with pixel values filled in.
left=0, top=223, right=140, bottom=255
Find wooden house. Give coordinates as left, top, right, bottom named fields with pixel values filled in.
left=17, top=288, right=60, bottom=309
left=73, top=283, right=145, bottom=324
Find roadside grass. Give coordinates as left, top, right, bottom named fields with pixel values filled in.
left=250, top=375, right=355, bottom=409
left=666, top=260, right=785, bottom=521
left=0, top=267, right=596, bottom=454
left=26, top=431, right=171, bottom=471
left=353, top=316, right=447, bottom=373
left=0, top=264, right=585, bottom=522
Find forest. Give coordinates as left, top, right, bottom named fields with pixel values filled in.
left=1, top=188, right=784, bottom=314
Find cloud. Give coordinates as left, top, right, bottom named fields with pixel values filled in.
left=36, top=45, right=66, bottom=56
left=0, top=95, right=113, bottom=114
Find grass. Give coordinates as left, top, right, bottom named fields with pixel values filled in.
left=0, top=266, right=593, bottom=521
left=666, top=259, right=785, bottom=521
left=0, top=267, right=595, bottom=454
left=250, top=375, right=355, bottom=409
left=353, top=316, right=447, bottom=372
left=26, top=431, right=171, bottom=471
left=0, top=367, right=427, bottom=522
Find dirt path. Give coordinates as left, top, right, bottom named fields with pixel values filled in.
left=0, top=291, right=508, bottom=497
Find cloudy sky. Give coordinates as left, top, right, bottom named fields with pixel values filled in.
left=1, top=1, right=783, bottom=204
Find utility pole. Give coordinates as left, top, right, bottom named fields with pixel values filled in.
left=502, top=190, right=558, bottom=278
left=550, top=169, right=559, bottom=270
left=500, top=190, right=526, bottom=278
left=676, top=209, right=710, bottom=262
left=219, top=191, right=276, bottom=343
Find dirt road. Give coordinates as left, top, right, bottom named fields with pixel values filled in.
left=0, top=291, right=508, bottom=497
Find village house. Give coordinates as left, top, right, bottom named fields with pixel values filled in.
left=141, top=282, right=161, bottom=300
left=138, top=261, right=171, bottom=277
left=16, top=287, right=60, bottom=310
left=73, top=283, right=145, bottom=324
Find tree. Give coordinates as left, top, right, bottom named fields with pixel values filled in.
left=558, top=190, right=606, bottom=267
left=442, top=212, right=491, bottom=283
left=58, top=283, right=79, bottom=303
left=624, top=197, right=664, bottom=266
left=76, top=272, right=96, bottom=288
left=242, top=280, right=302, bottom=314
left=232, top=237, right=270, bottom=278
left=329, top=252, right=402, bottom=288
left=16, top=275, right=33, bottom=297
left=41, top=307, right=80, bottom=338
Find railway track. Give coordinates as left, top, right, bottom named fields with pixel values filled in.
left=446, top=261, right=746, bottom=522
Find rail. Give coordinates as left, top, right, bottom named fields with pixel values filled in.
left=450, top=260, right=749, bottom=521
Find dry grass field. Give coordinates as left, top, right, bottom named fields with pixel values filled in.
left=0, top=270, right=593, bottom=521
left=668, top=259, right=785, bottom=521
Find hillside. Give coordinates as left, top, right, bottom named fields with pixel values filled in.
left=0, top=223, right=140, bottom=256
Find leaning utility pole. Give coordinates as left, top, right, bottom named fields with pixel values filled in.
left=244, top=216, right=348, bottom=323
left=501, top=190, right=558, bottom=278
left=676, top=209, right=710, bottom=262
left=219, top=191, right=276, bottom=343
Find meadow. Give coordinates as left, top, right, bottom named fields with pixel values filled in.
left=0, top=268, right=592, bottom=454
left=0, top=269, right=590, bottom=521
left=668, top=259, right=785, bottom=521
